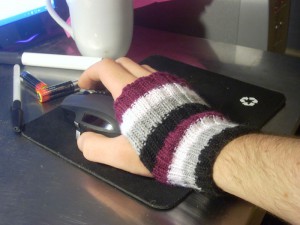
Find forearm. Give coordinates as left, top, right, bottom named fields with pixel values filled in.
left=213, top=133, right=300, bottom=225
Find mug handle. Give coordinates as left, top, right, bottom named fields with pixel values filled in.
left=45, top=0, right=74, bottom=38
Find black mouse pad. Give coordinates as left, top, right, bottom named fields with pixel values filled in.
left=22, top=55, right=285, bottom=210
left=22, top=106, right=191, bottom=210
left=142, top=55, right=286, bottom=128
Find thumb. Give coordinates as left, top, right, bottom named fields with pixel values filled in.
left=77, top=132, right=152, bottom=177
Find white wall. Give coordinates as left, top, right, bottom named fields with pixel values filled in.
left=199, top=0, right=269, bottom=50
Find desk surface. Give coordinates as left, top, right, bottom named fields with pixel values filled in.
left=1, top=26, right=299, bottom=225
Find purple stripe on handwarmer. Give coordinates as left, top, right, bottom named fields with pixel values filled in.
left=152, top=111, right=224, bottom=183
left=114, top=72, right=190, bottom=123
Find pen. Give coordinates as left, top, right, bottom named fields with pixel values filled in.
left=11, top=64, right=23, bottom=133
left=0, top=52, right=102, bottom=70
left=36, top=80, right=80, bottom=103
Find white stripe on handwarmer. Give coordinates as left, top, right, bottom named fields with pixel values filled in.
left=167, top=117, right=237, bottom=187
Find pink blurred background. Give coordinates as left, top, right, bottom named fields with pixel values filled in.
left=133, top=0, right=171, bottom=8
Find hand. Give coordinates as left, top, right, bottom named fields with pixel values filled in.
left=77, top=57, right=156, bottom=177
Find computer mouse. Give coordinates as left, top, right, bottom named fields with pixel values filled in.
left=60, top=92, right=121, bottom=138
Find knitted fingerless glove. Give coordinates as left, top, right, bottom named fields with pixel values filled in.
left=114, top=72, right=251, bottom=195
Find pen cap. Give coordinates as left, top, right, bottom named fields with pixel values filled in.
left=11, top=100, right=23, bottom=133
left=0, top=52, right=22, bottom=65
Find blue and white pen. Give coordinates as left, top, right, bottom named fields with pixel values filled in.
left=11, top=64, right=23, bottom=133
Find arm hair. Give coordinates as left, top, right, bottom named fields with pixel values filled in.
left=213, top=134, right=300, bottom=225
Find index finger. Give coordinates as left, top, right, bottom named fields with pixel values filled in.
left=78, top=58, right=137, bottom=99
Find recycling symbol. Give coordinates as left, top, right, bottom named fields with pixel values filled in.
left=240, top=97, right=258, bottom=107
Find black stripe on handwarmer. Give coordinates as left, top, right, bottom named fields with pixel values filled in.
left=140, top=103, right=209, bottom=172
left=194, top=125, right=255, bottom=196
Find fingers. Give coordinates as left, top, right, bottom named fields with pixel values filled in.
left=116, top=57, right=156, bottom=77
left=77, top=132, right=152, bottom=177
left=78, top=57, right=156, bottom=99
left=141, top=64, right=157, bottom=74
left=78, top=58, right=137, bottom=99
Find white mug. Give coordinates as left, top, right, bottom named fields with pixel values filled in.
left=46, top=0, right=133, bottom=58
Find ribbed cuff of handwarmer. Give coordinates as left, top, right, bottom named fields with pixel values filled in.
left=195, top=125, right=255, bottom=196
left=150, top=108, right=255, bottom=195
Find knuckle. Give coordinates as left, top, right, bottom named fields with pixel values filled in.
left=116, top=56, right=127, bottom=61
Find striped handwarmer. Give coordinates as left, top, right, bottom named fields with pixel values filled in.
left=114, top=72, right=251, bottom=195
